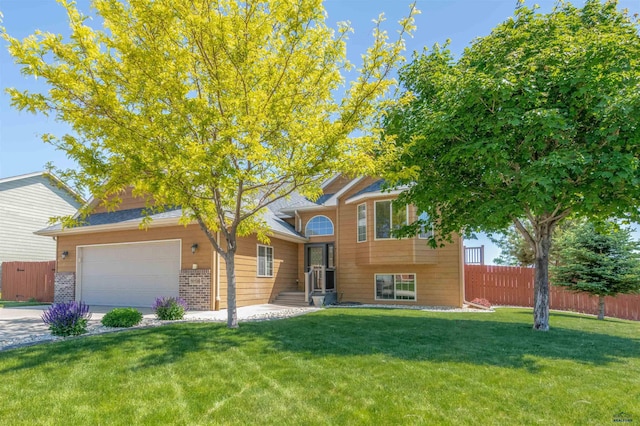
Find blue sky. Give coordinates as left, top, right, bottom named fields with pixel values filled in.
left=1, top=0, right=639, bottom=262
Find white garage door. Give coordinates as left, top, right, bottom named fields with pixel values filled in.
left=79, top=240, right=181, bottom=307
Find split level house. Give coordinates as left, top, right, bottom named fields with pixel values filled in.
left=36, top=175, right=464, bottom=309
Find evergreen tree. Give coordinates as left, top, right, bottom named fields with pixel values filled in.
left=552, top=221, right=640, bottom=320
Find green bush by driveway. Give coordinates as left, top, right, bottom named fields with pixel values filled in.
left=101, top=307, right=144, bottom=328
left=0, top=308, right=638, bottom=424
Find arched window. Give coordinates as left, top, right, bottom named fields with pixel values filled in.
left=305, top=215, right=334, bottom=236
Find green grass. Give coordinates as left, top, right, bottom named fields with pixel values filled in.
left=0, top=308, right=638, bottom=425
left=0, top=300, right=49, bottom=308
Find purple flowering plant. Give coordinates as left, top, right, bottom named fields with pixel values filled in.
left=152, top=296, right=188, bottom=320
left=42, top=301, right=92, bottom=336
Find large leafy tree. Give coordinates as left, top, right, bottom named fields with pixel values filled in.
left=3, top=0, right=417, bottom=328
left=385, top=0, right=640, bottom=330
left=552, top=221, right=640, bottom=320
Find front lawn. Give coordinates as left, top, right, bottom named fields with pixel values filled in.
left=0, top=308, right=638, bottom=424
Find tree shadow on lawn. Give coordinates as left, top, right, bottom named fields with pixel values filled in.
left=246, top=309, right=640, bottom=372
left=0, top=322, right=248, bottom=374
left=510, top=308, right=634, bottom=324
left=0, top=310, right=638, bottom=374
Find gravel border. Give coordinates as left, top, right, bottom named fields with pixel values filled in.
left=0, top=307, right=316, bottom=351
left=0, top=318, right=163, bottom=352
left=329, top=303, right=493, bottom=313
left=0, top=304, right=490, bottom=352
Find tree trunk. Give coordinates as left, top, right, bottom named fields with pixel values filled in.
left=598, top=295, right=605, bottom=320
left=533, top=230, right=552, bottom=331
left=224, top=251, right=238, bottom=329
left=195, top=219, right=238, bottom=328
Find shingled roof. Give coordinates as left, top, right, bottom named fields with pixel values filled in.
left=37, top=204, right=304, bottom=241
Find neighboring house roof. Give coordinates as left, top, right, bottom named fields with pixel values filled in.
left=0, top=171, right=84, bottom=204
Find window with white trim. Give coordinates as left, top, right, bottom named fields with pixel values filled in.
left=418, top=211, right=434, bottom=239
left=257, top=245, right=273, bottom=277
left=375, top=274, right=416, bottom=301
left=375, top=200, right=408, bottom=239
left=357, top=203, right=367, bottom=242
left=305, top=215, right=334, bottom=236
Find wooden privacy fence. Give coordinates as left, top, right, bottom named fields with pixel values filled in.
left=1, top=261, right=55, bottom=302
left=465, top=264, right=640, bottom=321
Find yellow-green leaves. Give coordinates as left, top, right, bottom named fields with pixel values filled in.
left=4, top=0, right=417, bottom=326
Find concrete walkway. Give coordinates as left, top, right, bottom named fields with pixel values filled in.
left=0, top=304, right=317, bottom=347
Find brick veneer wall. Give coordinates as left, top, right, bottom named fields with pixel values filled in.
left=179, top=269, right=211, bottom=310
left=54, top=272, right=76, bottom=303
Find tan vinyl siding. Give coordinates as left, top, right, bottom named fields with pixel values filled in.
left=296, top=243, right=305, bottom=291
left=91, top=187, right=154, bottom=214
left=335, top=178, right=463, bottom=307
left=323, top=174, right=353, bottom=195
left=53, top=174, right=462, bottom=309
left=56, top=224, right=212, bottom=272
left=336, top=242, right=463, bottom=306
left=217, top=235, right=298, bottom=309
left=0, top=175, right=80, bottom=264
left=347, top=199, right=438, bottom=265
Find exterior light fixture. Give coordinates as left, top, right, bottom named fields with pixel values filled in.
left=61, top=251, right=69, bottom=259
left=191, top=243, right=198, bottom=254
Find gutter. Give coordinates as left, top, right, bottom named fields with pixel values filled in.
left=36, top=214, right=307, bottom=243
left=34, top=216, right=180, bottom=236
left=344, top=189, right=405, bottom=205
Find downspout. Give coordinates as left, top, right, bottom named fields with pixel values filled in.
left=210, top=237, right=215, bottom=311
left=294, top=210, right=301, bottom=233
left=215, top=231, right=221, bottom=311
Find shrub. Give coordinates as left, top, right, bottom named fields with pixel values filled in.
left=42, top=301, right=91, bottom=336
left=152, top=297, right=188, bottom=320
left=470, top=298, right=492, bottom=308
left=101, top=308, right=143, bottom=328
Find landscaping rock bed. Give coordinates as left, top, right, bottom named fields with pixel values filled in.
left=1, top=304, right=490, bottom=351
left=332, top=303, right=493, bottom=313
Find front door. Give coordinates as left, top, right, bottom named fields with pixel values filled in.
left=305, top=243, right=335, bottom=291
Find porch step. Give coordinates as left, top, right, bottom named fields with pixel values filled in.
left=272, top=291, right=310, bottom=308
